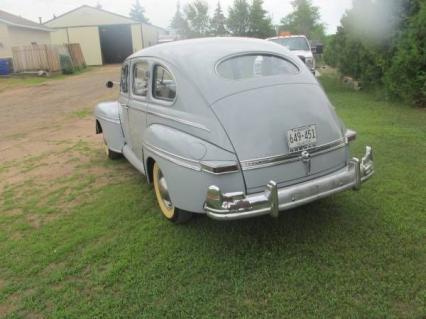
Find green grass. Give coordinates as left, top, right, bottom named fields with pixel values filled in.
left=0, top=67, right=92, bottom=92
left=71, top=108, right=93, bottom=119
left=0, top=76, right=53, bottom=91
left=0, top=75, right=425, bottom=318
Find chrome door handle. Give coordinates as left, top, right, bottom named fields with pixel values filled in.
left=120, top=103, right=128, bottom=109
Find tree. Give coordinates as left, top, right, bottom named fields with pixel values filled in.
left=184, top=0, right=210, bottom=37
left=385, top=1, right=425, bottom=106
left=280, top=0, right=325, bottom=40
left=210, top=2, right=227, bottom=36
left=129, top=0, right=149, bottom=23
left=324, top=0, right=424, bottom=107
left=170, top=1, right=189, bottom=38
left=248, top=0, right=275, bottom=38
left=227, top=0, right=250, bottom=36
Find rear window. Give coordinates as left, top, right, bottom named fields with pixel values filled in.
left=217, top=54, right=299, bottom=80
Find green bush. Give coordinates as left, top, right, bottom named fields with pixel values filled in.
left=324, top=0, right=424, bottom=107
left=323, top=35, right=338, bottom=67
left=385, top=3, right=426, bottom=107
left=60, top=54, right=74, bottom=75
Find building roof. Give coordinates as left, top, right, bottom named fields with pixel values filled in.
left=0, top=9, right=52, bottom=32
left=44, top=5, right=165, bottom=30
left=129, top=37, right=314, bottom=104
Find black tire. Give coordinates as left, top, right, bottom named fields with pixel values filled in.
left=170, top=209, right=193, bottom=224
left=107, top=149, right=122, bottom=160
left=152, top=162, right=192, bottom=224
left=103, top=137, right=122, bottom=160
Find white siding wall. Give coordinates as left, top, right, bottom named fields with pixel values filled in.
left=68, top=27, right=102, bottom=65
left=50, top=28, right=68, bottom=44
left=45, top=6, right=135, bottom=28
left=131, top=24, right=143, bottom=52
left=141, top=24, right=159, bottom=48
left=8, top=26, right=51, bottom=47
left=0, top=23, right=11, bottom=58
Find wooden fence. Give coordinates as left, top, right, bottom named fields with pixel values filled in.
left=12, top=43, right=86, bottom=73
left=66, top=43, right=85, bottom=68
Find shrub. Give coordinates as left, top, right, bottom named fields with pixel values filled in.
left=384, top=3, right=426, bottom=107
left=323, top=35, right=338, bottom=67
left=325, top=0, right=424, bottom=106
left=60, top=55, right=74, bottom=75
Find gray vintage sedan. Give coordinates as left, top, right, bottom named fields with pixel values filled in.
left=95, top=37, right=374, bottom=223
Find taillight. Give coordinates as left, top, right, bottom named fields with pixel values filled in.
left=345, top=129, right=357, bottom=143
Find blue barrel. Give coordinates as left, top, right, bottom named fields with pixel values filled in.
left=0, top=59, right=10, bottom=75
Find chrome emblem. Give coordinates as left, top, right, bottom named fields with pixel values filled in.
left=301, top=150, right=311, bottom=175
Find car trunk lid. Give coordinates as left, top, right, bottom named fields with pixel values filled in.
left=211, top=84, right=348, bottom=192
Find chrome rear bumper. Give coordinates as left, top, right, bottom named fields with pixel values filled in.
left=204, top=146, right=374, bottom=221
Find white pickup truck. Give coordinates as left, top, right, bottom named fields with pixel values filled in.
left=267, top=35, right=316, bottom=73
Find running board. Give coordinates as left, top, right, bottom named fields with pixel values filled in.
left=122, top=144, right=145, bottom=175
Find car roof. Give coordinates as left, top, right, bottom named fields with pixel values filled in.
left=266, top=35, right=308, bottom=40
left=128, top=37, right=316, bottom=104
left=129, top=37, right=288, bottom=60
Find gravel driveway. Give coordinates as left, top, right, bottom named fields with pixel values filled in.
left=0, top=65, right=125, bottom=198
left=0, top=66, right=120, bottom=163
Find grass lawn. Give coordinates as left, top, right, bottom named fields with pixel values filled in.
left=0, top=74, right=425, bottom=318
left=0, top=67, right=92, bottom=92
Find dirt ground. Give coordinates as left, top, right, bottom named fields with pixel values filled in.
left=0, top=66, right=125, bottom=191
left=0, top=66, right=137, bottom=317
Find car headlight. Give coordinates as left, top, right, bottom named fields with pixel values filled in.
left=305, top=57, right=314, bottom=69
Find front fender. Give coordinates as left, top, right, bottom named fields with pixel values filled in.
left=94, top=101, right=124, bottom=153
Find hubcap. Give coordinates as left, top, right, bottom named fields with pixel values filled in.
left=158, top=171, right=173, bottom=208
left=153, top=163, right=175, bottom=219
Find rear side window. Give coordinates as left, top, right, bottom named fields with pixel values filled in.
left=217, top=54, right=299, bottom=80
left=133, top=61, right=149, bottom=97
left=152, top=65, right=176, bottom=101
left=120, top=64, right=129, bottom=93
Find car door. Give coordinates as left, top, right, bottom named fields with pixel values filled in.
left=118, top=63, right=131, bottom=142
left=127, top=59, right=150, bottom=160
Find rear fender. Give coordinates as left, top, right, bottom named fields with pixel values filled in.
left=143, top=124, right=245, bottom=213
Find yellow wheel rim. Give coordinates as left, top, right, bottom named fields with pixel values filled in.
left=153, top=163, right=175, bottom=219
left=103, top=137, right=109, bottom=156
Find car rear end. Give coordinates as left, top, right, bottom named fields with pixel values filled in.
left=203, top=51, right=374, bottom=220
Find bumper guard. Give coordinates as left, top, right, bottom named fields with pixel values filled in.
left=204, top=146, right=374, bottom=221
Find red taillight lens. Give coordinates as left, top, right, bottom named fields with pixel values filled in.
left=345, top=129, right=357, bottom=142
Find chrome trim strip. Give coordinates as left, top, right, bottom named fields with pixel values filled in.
left=147, top=111, right=210, bottom=132
left=143, top=143, right=240, bottom=175
left=96, top=115, right=121, bottom=125
left=200, top=162, right=240, bottom=175
left=241, top=138, right=346, bottom=171
left=143, top=143, right=201, bottom=171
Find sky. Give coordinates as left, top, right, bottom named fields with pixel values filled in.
left=1, top=0, right=353, bottom=34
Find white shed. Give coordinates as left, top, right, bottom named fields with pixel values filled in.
left=45, top=5, right=165, bottom=66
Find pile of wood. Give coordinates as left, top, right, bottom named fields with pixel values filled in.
left=11, top=43, right=86, bottom=73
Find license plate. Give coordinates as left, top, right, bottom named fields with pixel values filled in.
left=287, top=125, right=317, bottom=153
